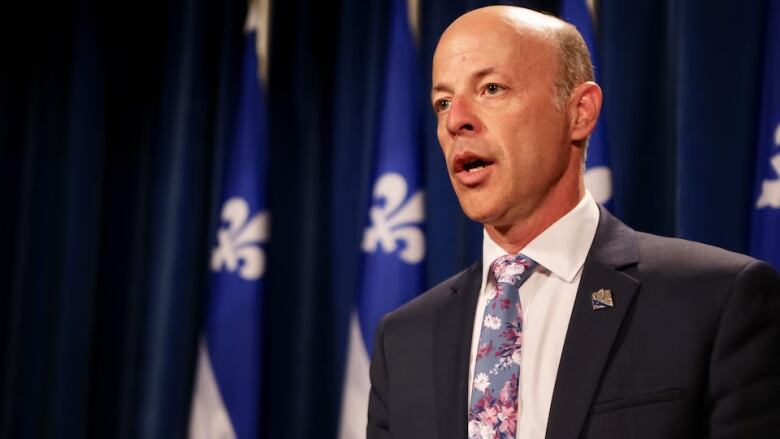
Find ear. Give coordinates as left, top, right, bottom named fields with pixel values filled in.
left=568, top=81, right=602, bottom=142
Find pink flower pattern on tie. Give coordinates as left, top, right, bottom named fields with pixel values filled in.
left=468, top=254, right=537, bottom=439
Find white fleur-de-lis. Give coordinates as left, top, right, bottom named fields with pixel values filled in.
left=756, top=123, right=780, bottom=209
left=210, top=197, right=269, bottom=280
left=362, top=172, right=425, bottom=264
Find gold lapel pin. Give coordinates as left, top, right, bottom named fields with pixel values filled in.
left=591, top=288, right=614, bottom=310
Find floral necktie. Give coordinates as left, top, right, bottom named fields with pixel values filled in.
left=468, top=254, right=538, bottom=439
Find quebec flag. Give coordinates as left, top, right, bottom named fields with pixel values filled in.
left=561, top=0, right=613, bottom=208
left=189, top=1, right=269, bottom=437
left=750, top=0, right=780, bottom=269
left=338, top=0, right=425, bottom=437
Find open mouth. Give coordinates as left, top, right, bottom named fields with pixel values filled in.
left=453, top=152, right=494, bottom=174
left=464, top=159, right=489, bottom=173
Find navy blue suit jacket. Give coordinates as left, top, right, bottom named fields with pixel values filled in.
left=367, top=207, right=780, bottom=438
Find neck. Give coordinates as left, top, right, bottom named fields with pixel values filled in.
left=485, top=178, right=584, bottom=254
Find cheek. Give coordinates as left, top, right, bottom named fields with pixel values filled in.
left=498, top=129, right=554, bottom=181
left=436, top=119, right=448, bottom=146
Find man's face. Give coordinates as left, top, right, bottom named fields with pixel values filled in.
left=431, top=15, right=576, bottom=229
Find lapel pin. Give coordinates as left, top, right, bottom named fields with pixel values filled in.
left=591, top=288, right=614, bottom=310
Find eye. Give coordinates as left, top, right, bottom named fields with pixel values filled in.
left=434, top=98, right=451, bottom=113
left=484, top=83, right=505, bottom=95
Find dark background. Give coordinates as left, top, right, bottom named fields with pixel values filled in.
left=0, top=0, right=772, bottom=437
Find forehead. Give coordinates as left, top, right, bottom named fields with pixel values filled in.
left=432, top=22, right=558, bottom=86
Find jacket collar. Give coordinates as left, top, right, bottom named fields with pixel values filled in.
left=545, top=206, right=641, bottom=439
left=433, top=260, right=482, bottom=439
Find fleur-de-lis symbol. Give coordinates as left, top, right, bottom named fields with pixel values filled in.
left=756, top=123, right=780, bottom=209
left=362, top=172, right=425, bottom=264
left=210, top=197, right=269, bottom=280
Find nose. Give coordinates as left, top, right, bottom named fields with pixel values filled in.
left=445, top=96, right=480, bottom=136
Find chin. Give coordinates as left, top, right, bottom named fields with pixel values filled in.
left=458, top=199, right=500, bottom=224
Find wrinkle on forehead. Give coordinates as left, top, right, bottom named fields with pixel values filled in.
left=433, top=44, right=507, bottom=66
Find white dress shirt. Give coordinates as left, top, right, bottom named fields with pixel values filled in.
left=467, top=191, right=600, bottom=439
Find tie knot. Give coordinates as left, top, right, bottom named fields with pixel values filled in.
left=489, top=253, right=538, bottom=287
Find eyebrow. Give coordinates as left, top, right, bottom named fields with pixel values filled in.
left=430, top=67, right=499, bottom=96
left=431, top=83, right=452, bottom=95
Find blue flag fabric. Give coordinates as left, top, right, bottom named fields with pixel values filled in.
left=750, top=1, right=780, bottom=269
left=357, top=0, right=424, bottom=352
left=190, top=17, right=268, bottom=439
left=561, top=0, right=613, bottom=209
left=339, top=0, right=425, bottom=436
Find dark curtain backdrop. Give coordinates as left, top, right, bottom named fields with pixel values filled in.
left=0, top=0, right=772, bottom=438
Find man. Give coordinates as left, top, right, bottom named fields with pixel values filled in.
left=366, top=6, right=780, bottom=439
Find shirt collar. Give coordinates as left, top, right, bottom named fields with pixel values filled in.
left=480, top=190, right=600, bottom=293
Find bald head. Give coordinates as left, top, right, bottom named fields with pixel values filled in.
left=442, top=5, right=566, bottom=41
left=435, top=6, right=593, bottom=111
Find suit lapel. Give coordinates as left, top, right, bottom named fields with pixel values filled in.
left=546, top=207, right=641, bottom=439
left=434, top=261, right=482, bottom=439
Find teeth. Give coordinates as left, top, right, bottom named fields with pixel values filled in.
left=467, top=166, right=484, bottom=173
